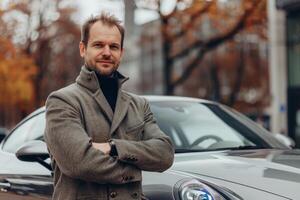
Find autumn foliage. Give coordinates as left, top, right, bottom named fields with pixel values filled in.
left=0, top=0, right=81, bottom=127
left=138, top=0, right=269, bottom=115
left=0, top=37, right=38, bottom=110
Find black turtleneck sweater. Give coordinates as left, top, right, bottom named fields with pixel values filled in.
left=96, top=72, right=119, bottom=112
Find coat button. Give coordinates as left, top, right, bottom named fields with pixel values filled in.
left=110, top=191, right=117, bottom=198
left=131, top=192, right=138, bottom=199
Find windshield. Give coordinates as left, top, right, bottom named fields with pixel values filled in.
left=2, top=100, right=279, bottom=154
left=150, top=101, right=272, bottom=152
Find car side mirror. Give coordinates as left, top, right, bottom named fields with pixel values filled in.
left=16, top=140, right=52, bottom=171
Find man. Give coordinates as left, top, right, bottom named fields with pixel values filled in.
left=44, top=13, right=174, bottom=200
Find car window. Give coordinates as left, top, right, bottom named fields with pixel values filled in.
left=150, top=101, right=260, bottom=151
left=217, top=104, right=288, bottom=148
left=2, top=112, right=45, bottom=153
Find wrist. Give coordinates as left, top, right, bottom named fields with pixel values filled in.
left=108, top=139, right=118, bottom=156
left=92, top=142, right=111, bottom=155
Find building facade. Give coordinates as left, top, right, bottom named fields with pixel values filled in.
left=276, top=0, right=300, bottom=146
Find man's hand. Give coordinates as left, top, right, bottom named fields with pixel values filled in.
left=92, top=142, right=111, bottom=154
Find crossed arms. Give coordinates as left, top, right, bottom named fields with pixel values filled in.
left=44, top=93, right=174, bottom=184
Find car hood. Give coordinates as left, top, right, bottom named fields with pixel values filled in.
left=172, top=149, right=300, bottom=199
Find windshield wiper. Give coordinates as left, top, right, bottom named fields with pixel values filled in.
left=175, top=146, right=266, bottom=153
left=175, top=148, right=207, bottom=153
left=210, top=145, right=265, bottom=151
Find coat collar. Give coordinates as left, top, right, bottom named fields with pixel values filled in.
left=76, top=65, right=129, bottom=93
left=76, top=66, right=131, bottom=135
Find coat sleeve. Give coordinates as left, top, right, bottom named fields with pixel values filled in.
left=113, top=98, right=175, bottom=172
left=44, top=92, right=141, bottom=184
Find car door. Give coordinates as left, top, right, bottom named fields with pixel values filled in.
left=0, top=111, right=53, bottom=200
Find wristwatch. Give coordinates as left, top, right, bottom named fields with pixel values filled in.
left=108, top=139, right=118, bottom=156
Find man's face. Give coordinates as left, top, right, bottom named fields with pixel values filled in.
left=79, top=21, right=123, bottom=76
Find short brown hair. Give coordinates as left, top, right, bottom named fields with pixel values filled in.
left=81, top=12, right=125, bottom=48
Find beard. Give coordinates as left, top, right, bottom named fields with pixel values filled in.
left=85, top=60, right=119, bottom=77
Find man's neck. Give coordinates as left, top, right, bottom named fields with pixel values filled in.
left=95, top=71, right=119, bottom=112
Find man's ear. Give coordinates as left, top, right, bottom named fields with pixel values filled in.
left=120, top=48, right=124, bottom=60
left=79, top=41, right=86, bottom=58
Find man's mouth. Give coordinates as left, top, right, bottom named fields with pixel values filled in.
left=97, top=60, right=114, bottom=64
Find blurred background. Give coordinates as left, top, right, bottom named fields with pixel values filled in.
left=0, top=0, right=300, bottom=146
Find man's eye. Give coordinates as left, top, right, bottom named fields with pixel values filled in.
left=94, top=44, right=104, bottom=48
left=110, top=45, right=119, bottom=50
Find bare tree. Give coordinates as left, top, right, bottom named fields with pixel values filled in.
left=3, top=0, right=82, bottom=106
left=135, top=0, right=268, bottom=106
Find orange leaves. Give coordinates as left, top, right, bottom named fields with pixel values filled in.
left=0, top=0, right=81, bottom=127
left=145, top=0, right=269, bottom=108
left=0, top=38, right=38, bottom=108
left=0, top=37, right=16, bottom=59
left=163, top=0, right=267, bottom=53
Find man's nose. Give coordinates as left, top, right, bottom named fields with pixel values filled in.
left=102, top=45, right=111, bottom=56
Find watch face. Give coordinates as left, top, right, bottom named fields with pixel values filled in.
left=109, top=140, right=118, bottom=156
left=109, top=140, right=115, bottom=146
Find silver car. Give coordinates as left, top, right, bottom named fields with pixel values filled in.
left=0, top=96, right=299, bottom=200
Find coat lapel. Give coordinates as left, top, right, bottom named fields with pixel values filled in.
left=93, top=90, right=114, bottom=123
left=110, top=91, right=131, bottom=135
left=75, top=66, right=130, bottom=133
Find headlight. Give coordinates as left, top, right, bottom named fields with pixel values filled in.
left=175, top=179, right=227, bottom=200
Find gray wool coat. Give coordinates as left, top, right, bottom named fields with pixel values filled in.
left=44, top=66, right=174, bottom=200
